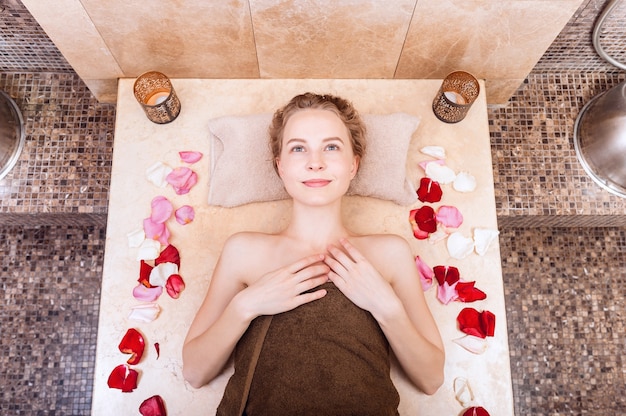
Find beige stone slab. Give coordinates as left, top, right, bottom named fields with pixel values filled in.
left=250, top=0, right=415, bottom=78
left=396, top=0, right=585, bottom=79
left=79, top=0, right=259, bottom=78
left=93, top=79, right=513, bottom=415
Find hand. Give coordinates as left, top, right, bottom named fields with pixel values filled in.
left=324, top=239, right=400, bottom=316
left=241, top=254, right=330, bottom=317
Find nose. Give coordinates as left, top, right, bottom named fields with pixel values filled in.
left=307, top=151, right=325, bottom=171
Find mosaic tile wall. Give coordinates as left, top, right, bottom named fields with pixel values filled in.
left=1, top=0, right=626, bottom=415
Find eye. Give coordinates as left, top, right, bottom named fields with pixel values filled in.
left=325, top=143, right=340, bottom=151
left=290, top=145, right=305, bottom=153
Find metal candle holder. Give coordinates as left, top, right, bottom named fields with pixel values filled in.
left=432, top=71, right=480, bottom=123
left=133, top=71, right=181, bottom=124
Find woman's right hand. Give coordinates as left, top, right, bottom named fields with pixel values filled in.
left=237, top=254, right=330, bottom=318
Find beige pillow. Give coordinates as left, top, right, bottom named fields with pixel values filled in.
left=208, top=112, right=420, bottom=207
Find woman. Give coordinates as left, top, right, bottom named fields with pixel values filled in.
left=183, top=93, right=444, bottom=414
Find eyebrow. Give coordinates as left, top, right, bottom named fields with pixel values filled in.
left=285, top=137, right=345, bottom=145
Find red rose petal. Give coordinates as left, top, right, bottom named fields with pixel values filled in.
left=155, top=244, right=180, bottom=268
left=456, top=281, right=487, bottom=302
left=118, top=328, right=145, bottom=365
left=462, top=406, right=491, bottom=416
left=457, top=308, right=496, bottom=338
left=415, top=206, right=437, bottom=233
left=154, top=342, right=160, bottom=359
left=107, top=364, right=139, bottom=392
left=433, top=265, right=460, bottom=286
left=417, top=177, right=443, bottom=203
left=139, top=260, right=155, bottom=287
left=165, top=274, right=185, bottom=299
left=139, top=395, right=167, bottom=416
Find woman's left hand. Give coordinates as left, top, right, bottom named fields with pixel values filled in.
left=324, top=238, right=400, bottom=316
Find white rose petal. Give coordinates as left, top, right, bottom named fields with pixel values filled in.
left=146, top=161, right=173, bottom=188
left=453, top=172, right=477, bottom=192
left=128, top=303, right=161, bottom=322
left=136, top=239, right=161, bottom=261
left=149, top=262, right=179, bottom=287
left=127, top=228, right=145, bottom=248
left=453, top=377, right=475, bottom=408
left=428, top=227, right=449, bottom=244
left=474, top=228, right=500, bottom=256
left=453, top=335, right=488, bottom=354
left=420, top=145, right=446, bottom=159
left=447, top=232, right=474, bottom=259
left=425, top=162, right=456, bottom=184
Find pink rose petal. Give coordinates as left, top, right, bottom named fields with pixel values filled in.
left=175, top=205, right=195, bottom=225
left=437, top=281, right=459, bottom=304
left=132, top=283, right=163, bottom=302
left=436, top=205, right=463, bottom=228
left=415, top=256, right=434, bottom=291
left=166, top=167, right=198, bottom=195
left=179, top=151, right=203, bottom=164
left=150, top=196, right=173, bottom=224
left=418, top=159, right=446, bottom=171
left=143, top=218, right=170, bottom=246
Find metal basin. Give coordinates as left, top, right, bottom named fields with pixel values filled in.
left=574, top=81, right=626, bottom=198
left=0, top=91, right=25, bottom=180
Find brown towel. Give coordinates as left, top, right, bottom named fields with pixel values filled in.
left=217, top=282, right=400, bottom=416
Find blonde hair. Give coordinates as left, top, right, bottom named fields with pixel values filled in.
left=269, top=92, right=366, bottom=173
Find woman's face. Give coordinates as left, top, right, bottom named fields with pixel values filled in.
left=276, top=109, right=359, bottom=204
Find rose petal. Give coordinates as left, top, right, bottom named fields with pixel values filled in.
left=417, top=177, right=443, bottom=203
left=437, top=281, right=459, bottom=304
left=150, top=196, right=173, bottom=224
left=107, top=364, right=139, bottom=392
left=165, top=274, right=185, bottom=299
left=409, top=209, right=429, bottom=240
left=415, top=256, right=434, bottom=291
left=136, top=239, right=161, bottom=261
left=140, top=395, right=167, bottom=416
left=127, top=228, right=145, bottom=248
left=175, top=205, right=195, bottom=225
left=456, top=281, right=487, bottom=302
left=454, top=377, right=475, bottom=407
left=128, top=303, right=161, bottom=322
left=143, top=218, right=170, bottom=246
left=427, top=226, right=449, bottom=244
left=453, top=334, right=489, bottom=355
left=414, top=206, right=437, bottom=233
left=457, top=307, right=496, bottom=338
left=149, top=262, right=179, bottom=287
left=462, top=406, right=491, bottom=416
left=155, top=244, right=180, bottom=268
left=473, top=228, right=500, bottom=256
left=425, top=162, right=456, bottom=184
left=447, top=232, right=475, bottom=259
left=420, top=145, right=446, bottom=159
left=118, top=328, right=145, bottom=365
left=179, top=151, right=203, bottom=164
left=138, top=260, right=154, bottom=287
left=166, top=167, right=198, bottom=195
left=433, top=265, right=460, bottom=286
left=418, top=159, right=445, bottom=171
left=154, top=343, right=160, bottom=359
left=146, top=161, right=173, bottom=188
left=453, top=172, right=477, bottom=192
left=132, top=283, right=163, bottom=302
left=436, top=205, right=463, bottom=228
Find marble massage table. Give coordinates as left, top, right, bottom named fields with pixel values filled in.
left=92, top=79, right=514, bottom=415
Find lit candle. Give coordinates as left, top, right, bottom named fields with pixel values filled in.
left=444, top=91, right=467, bottom=105
left=145, top=91, right=170, bottom=106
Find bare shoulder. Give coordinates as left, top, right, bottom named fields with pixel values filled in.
left=218, top=231, right=283, bottom=284
left=350, top=234, right=414, bottom=278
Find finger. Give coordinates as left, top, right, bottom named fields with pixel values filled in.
left=338, top=238, right=365, bottom=263
left=294, top=287, right=327, bottom=307
left=294, top=263, right=330, bottom=283
left=323, top=252, right=348, bottom=276
left=287, top=254, right=325, bottom=274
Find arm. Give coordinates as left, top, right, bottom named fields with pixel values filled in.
left=182, top=234, right=329, bottom=388
left=325, top=237, right=445, bottom=395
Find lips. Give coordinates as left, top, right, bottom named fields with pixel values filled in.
left=302, top=179, right=332, bottom=187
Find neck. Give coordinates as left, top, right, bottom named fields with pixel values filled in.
left=282, top=199, right=350, bottom=251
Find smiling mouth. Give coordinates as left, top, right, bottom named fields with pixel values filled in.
left=302, top=179, right=331, bottom=187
